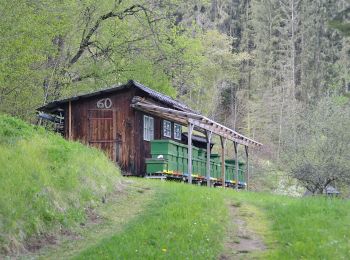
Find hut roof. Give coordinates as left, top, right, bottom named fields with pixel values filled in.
left=38, top=80, right=193, bottom=113
left=38, top=80, right=262, bottom=147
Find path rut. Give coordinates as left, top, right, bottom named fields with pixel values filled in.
left=220, top=202, right=266, bottom=259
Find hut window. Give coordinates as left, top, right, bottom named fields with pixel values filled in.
left=143, top=115, right=154, bottom=141
left=174, top=123, right=182, bottom=140
left=163, top=120, right=172, bottom=138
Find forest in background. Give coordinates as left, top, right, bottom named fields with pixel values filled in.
left=0, top=0, right=349, bottom=193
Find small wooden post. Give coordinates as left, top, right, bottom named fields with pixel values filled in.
left=205, top=131, right=212, bottom=187
left=187, top=123, right=194, bottom=184
left=234, top=142, right=239, bottom=190
left=68, top=101, right=72, bottom=140
left=220, top=136, right=226, bottom=189
left=112, top=110, right=117, bottom=163
left=245, top=146, right=249, bottom=191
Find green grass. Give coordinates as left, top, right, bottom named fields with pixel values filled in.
left=73, top=186, right=350, bottom=259
left=2, top=115, right=350, bottom=259
left=0, top=115, right=121, bottom=255
left=36, top=180, right=157, bottom=259
left=74, top=181, right=228, bottom=259
left=16, top=179, right=350, bottom=260
left=231, top=192, right=350, bottom=259
left=268, top=197, right=350, bottom=259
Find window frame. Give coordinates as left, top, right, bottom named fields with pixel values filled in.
left=143, top=115, right=154, bottom=141
left=163, top=120, right=172, bottom=138
left=174, top=123, right=182, bottom=140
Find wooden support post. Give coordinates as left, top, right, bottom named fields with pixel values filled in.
left=187, top=123, right=194, bottom=184
left=220, top=136, right=226, bottom=189
left=205, top=131, right=213, bottom=187
left=112, top=110, right=117, bottom=163
left=245, top=146, right=249, bottom=191
left=234, top=142, right=239, bottom=190
left=68, top=101, right=72, bottom=140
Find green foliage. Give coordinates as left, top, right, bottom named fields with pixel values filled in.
left=0, top=0, right=73, bottom=117
left=0, top=0, right=200, bottom=118
left=0, top=0, right=251, bottom=122
left=329, top=20, right=350, bottom=36
left=117, top=59, right=176, bottom=97
left=0, top=115, right=120, bottom=254
left=0, top=0, right=349, bottom=194
left=180, top=30, right=249, bottom=116
left=329, top=7, right=350, bottom=37
left=282, top=97, right=350, bottom=193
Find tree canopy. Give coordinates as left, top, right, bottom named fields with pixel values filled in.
left=0, top=0, right=349, bottom=193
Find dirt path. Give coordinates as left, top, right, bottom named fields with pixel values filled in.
left=220, top=202, right=266, bottom=259
left=20, top=180, right=155, bottom=259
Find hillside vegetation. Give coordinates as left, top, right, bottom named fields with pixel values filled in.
left=40, top=179, right=350, bottom=260
left=71, top=184, right=350, bottom=259
left=0, top=115, right=121, bottom=254
left=1, top=115, right=350, bottom=259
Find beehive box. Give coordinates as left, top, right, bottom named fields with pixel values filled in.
left=150, top=140, right=178, bottom=156
left=145, top=158, right=168, bottom=174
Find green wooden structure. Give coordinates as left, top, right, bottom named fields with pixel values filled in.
left=145, top=140, right=246, bottom=187
left=132, top=95, right=262, bottom=190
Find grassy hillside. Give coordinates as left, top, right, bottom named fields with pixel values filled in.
left=2, top=115, right=350, bottom=259
left=0, top=115, right=121, bottom=254
left=53, top=181, right=350, bottom=260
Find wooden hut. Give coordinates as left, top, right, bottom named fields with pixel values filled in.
left=38, top=80, right=261, bottom=188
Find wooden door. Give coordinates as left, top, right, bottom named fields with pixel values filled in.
left=88, top=109, right=117, bottom=161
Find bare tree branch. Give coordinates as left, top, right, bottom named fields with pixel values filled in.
left=69, top=4, right=147, bottom=66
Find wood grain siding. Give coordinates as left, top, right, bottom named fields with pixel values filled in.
left=62, top=86, right=186, bottom=176
left=68, top=101, right=72, bottom=140
left=88, top=109, right=116, bottom=161
left=63, top=88, right=139, bottom=174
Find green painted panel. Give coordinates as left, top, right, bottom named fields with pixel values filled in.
left=145, top=159, right=167, bottom=173
left=210, top=154, right=220, bottom=163
left=150, top=140, right=178, bottom=156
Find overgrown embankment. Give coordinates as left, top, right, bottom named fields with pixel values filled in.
left=2, top=114, right=350, bottom=259
left=0, top=115, right=121, bottom=255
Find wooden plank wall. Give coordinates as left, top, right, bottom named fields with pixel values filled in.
left=64, top=88, right=137, bottom=174
left=64, top=87, right=185, bottom=176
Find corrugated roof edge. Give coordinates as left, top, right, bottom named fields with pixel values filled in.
left=37, top=80, right=195, bottom=113
left=130, top=80, right=195, bottom=112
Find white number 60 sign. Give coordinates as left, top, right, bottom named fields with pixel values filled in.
left=96, top=98, right=112, bottom=109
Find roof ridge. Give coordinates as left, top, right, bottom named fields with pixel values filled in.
left=129, top=80, right=193, bottom=111
left=37, top=80, right=194, bottom=113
